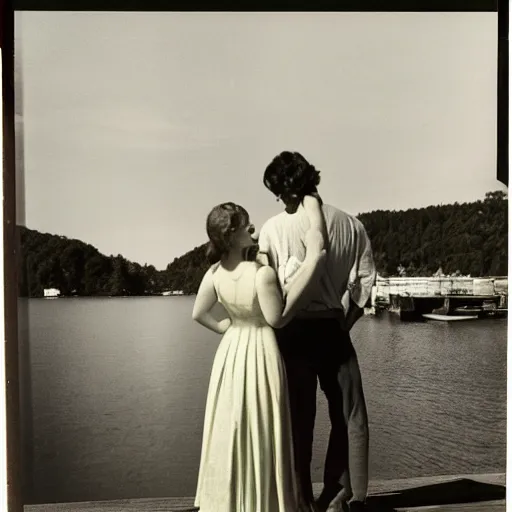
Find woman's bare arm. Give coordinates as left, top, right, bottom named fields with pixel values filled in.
left=256, top=194, right=328, bottom=328
left=255, top=266, right=286, bottom=328
left=281, top=229, right=326, bottom=321
left=277, top=194, right=328, bottom=318
left=302, top=194, right=328, bottom=251
left=192, top=267, right=231, bottom=334
left=256, top=245, right=326, bottom=329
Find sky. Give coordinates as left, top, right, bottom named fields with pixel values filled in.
left=15, top=11, right=504, bottom=270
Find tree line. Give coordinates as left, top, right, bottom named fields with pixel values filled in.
left=360, top=191, right=508, bottom=278
left=18, top=191, right=507, bottom=298
left=18, top=227, right=167, bottom=298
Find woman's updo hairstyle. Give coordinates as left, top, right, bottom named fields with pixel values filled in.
left=205, top=202, right=250, bottom=264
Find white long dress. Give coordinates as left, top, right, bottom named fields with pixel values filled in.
left=194, top=261, right=300, bottom=512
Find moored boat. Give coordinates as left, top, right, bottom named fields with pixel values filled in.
left=422, top=313, right=478, bottom=322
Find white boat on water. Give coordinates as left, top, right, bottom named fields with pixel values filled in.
left=422, top=313, right=478, bottom=322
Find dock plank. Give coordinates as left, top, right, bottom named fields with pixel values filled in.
left=24, top=473, right=505, bottom=512
left=395, top=500, right=505, bottom=512
left=25, top=497, right=197, bottom=511
left=365, top=472, right=505, bottom=494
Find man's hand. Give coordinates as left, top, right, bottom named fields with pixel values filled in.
left=344, top=301, right=364, bottom=331
left=337, top=310, right=349, bottom=331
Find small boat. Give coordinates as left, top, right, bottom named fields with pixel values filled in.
left=422, top=313, right=478, bottom=322
left=453, top=307, right=482, bottom=315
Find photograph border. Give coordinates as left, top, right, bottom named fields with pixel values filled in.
left=3, top=2, right=508, bottom=511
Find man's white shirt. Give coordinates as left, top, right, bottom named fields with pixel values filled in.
left=258, top=203, right=376, bottom=315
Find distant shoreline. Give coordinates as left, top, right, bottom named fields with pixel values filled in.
left=19, top=192, right=508, bottom=300
left=21, top=294, right=196, bottom=299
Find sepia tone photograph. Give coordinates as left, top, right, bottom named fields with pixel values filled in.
left=14, top=9, right=507, bottom=512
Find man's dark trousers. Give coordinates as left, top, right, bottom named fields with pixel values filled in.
left=276, top=316, right=358, bottom=505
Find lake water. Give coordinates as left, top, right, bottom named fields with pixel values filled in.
left=19, top=297, right=507, bottom=504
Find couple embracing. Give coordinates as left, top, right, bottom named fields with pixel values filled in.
left=192, top=151, right=377, bottom=512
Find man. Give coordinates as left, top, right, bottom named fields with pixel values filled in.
left=258, top=151, right=376, bottom=512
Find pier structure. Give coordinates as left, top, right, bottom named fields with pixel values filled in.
left=371, top=276, right=508, bottom=320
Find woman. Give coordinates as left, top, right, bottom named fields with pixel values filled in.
left=192, top=196, right=327, bottom=512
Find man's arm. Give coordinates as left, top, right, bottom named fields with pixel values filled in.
left=344, top=220, right=377, bottom=331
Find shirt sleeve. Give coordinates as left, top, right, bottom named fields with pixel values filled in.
left=348, top=219, right=377, bottom=309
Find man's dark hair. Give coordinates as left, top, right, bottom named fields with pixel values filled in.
left=263, top=151, right=321, bottom=201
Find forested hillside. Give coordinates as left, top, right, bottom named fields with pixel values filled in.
left=18, top=228, right=166, bottom=297
left=359, top=190, right=507, bottom=277
left=19, top=191, right=507, bottom=297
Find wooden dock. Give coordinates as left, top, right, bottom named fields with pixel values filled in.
left=24, top=473, right=505, bottom=512
left=372, top=276, right=508, bottom=321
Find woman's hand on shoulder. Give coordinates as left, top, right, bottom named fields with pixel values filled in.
left=302, top=193, right=321, bottom=211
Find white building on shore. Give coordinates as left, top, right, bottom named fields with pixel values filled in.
left=162, top=290, right=185, bottom=296
left=43, top=288, right=61, bottom=298
left=373, top=276, right=508, bottom=308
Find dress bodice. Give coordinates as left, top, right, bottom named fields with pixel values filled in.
left=211, top=261, right=267, bottom=327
